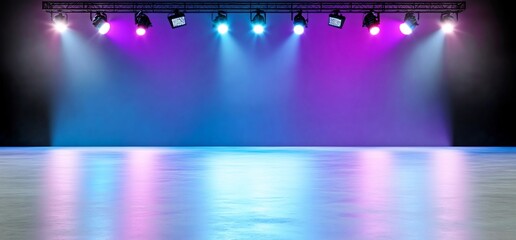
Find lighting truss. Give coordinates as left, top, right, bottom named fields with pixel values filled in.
left=42, top=1, right=466, bottom=14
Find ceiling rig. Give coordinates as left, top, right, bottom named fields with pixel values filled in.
left=43, top=1, right=466, bottom=36
left=42, top=1, right=466, bottom=14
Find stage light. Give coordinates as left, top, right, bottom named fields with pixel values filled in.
left=213, top=11, right=229, bottom=34
left=135, top=11, right=151, bottom=36
left=251, top=9, right=266, bottom=34
left=92, top=12, right=110, bottom=35
left=363, top=10, right=380, bottom=35
left=399, top=12, right=418, bottom=35
left=328, top=10, right=345, bottom=28
left=53, top=12, right=68, bottom=32
left=168, top=9, right=186, bottom=28
left=293, top=10, right=307, bottom=35
left=440, top=12, right=456, bottom=33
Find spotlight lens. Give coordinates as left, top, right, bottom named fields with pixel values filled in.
left=293, top=24, right=305, bottom=35
left=253, top=24, right=265, bottom=34
left=399, top=23, right=413, bottom=35
left=98, top=22, right=111, bottom=35
left=329, top=17, right=343, bottom=28
left=217, top=23, right=229, bottom=34
left=136, top=27, right=146, bottom=36
left=170, top=16, right=186, bottom=28
left=53, top=13, right=68, bottom=33
left=369, top=26, right=380, bottom=35
left=55, top=22, right=68, bottom=32
left=441, top=22, right=455, bottom=33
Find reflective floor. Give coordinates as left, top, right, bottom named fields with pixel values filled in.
left=1, top=147, right=516, bottom=240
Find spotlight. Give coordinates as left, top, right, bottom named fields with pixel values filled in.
left=53, top=12, right=68, bottom=33
left=92, top=12, right=110, bottom=35
left=168, top=9, right=186, bottom=29
left=213, top=11, right=229, bottom=34
left=328, top=10, right=345, bottom=28
left=293, top=10, right=307, bottom=35
left=251, top=9, right=266, bottom=35
left=363, top=10, right=380, bottom=35
left=399, top=12, right=418, bottom=35
left=441, top=12, right=456, bottom=33
left=135, top=11, right=152, bottom=36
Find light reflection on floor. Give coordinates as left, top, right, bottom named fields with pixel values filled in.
left=1, top=147, right=516, bottom=239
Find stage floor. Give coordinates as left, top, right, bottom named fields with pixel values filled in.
left=1, top=147, right=516, bottom=239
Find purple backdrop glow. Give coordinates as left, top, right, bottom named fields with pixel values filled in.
left=31, top=1, right=499, bottom=146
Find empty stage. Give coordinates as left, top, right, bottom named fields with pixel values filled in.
left=1, top=147, right=515, bottom=239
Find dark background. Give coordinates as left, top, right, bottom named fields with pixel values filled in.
left=1, top=0, right=54, bottom=146
left=445, top=0, right=515, bottom=145
left=1, top=0, right=514, bottom=146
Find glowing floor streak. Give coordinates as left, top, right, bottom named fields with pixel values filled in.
left=357, top=150, right=395, bottom=239
left=121, top=149, right=159, bottom=240
left=431, top=149, right=470, bottom=240
left=205, top=150, right=312, bottom=239
left=42, top=150, right=80, bottom=240
left=81, top=152, right=120, bottom=239
left=394, top=151, right=433, bottom=240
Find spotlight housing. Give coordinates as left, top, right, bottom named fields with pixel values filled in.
left=363, top=10, right=380, bottom=35
left=92, top=12, right=110, bottom=35
left=213, top=11, right=229, bottom=34
left=135, top=11, right=152, bottom=36
left=168, top=9, right=186, bottom=28
left=293, top=10, right=307, bottom=35
left=399, top=12, right=418, bottom=35
left=53, top=11, right=68, bottom=32
left=251, top=9, right=266, bottom=34
left=328, top=10, right=346, bottom=28
left=440, top=12, right=456, bottom=33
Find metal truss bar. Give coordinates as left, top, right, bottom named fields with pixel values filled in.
left=42, top=1, right=466, bottom=14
